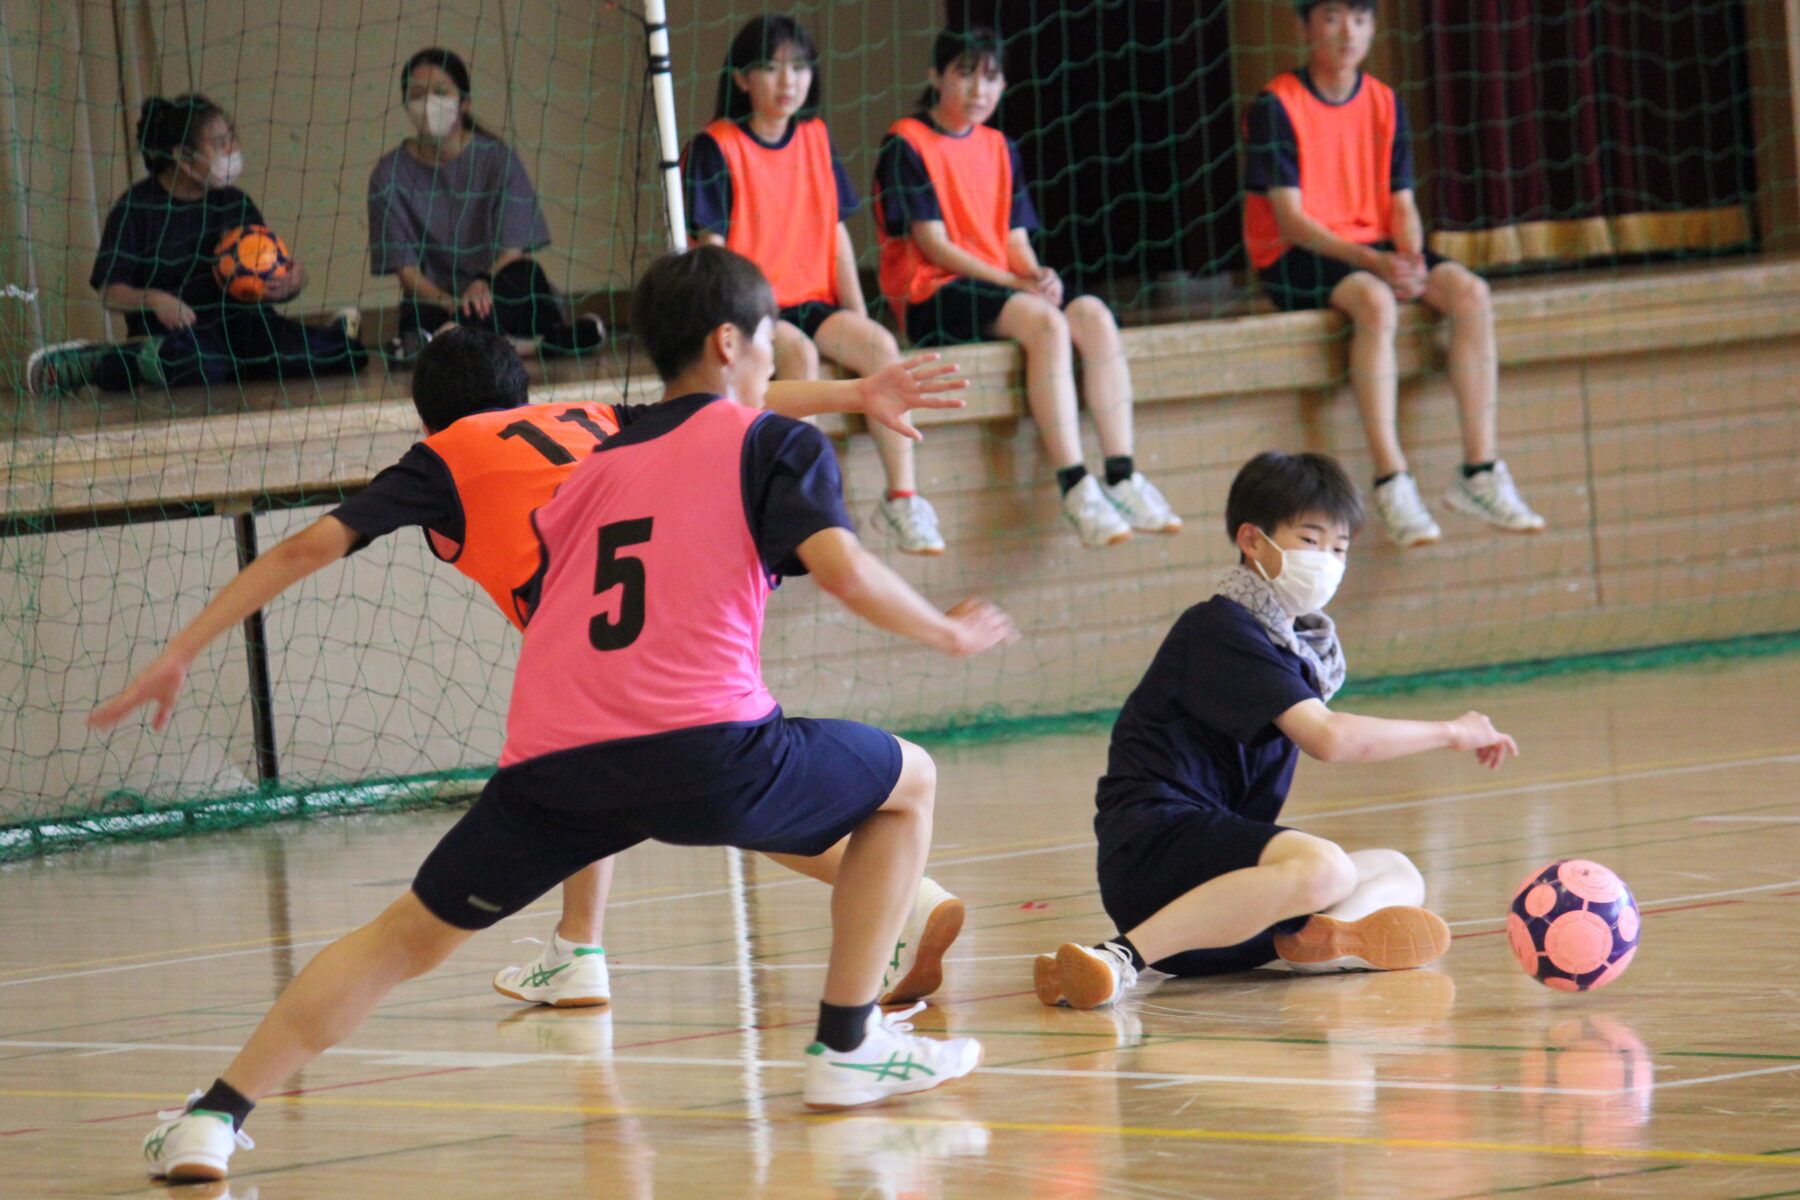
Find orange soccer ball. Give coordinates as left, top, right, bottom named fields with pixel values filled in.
left=214, top=225, right=292, bottom=302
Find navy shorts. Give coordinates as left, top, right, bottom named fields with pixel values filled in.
left=1095, top=799, right=1305, bottom=976
left=412, top=711, right=903, bottom=930
left=905, top=277, right=1017, bottom=347
left=778, top=302, right=843, bottom=340
left=1258, top=240, right=1450, bottom=312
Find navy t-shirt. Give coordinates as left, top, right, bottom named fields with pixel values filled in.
left=871, top=116, right=1039, bottom=238
left=1243, top=69, right=1415, bottom=196
left=684, top=119, right=861, bottom=238
left=331, top=394, right=852, bottom=579
left=90, top=177, right=266, bottom=336
left=1096, top=596, right=1322, bottom=833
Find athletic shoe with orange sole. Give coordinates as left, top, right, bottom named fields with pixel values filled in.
left=1272, top=905, right=1451, bottom=972
left=493, top=943, right=610, bottom=1007
left=878, top=878, right=964, bottom=1006
left=1034, top=941, right=1139, bottom=1010
left=802, top=1002, right=982, bottom=1111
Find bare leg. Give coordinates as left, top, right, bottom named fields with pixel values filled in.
left=556, top=857, right=615, bottom=945
left=772, top=318, right=821, bottom=388
left=990, top=292, right=1084, bottom=469
left=813, top=311, right=914, bottom=494
left=220, top=892, right=472, bottom=1099
left=1063, top=296, right=1133, bottom=457
left=764, top=839, right=847, bottom=884
left=1329, top=273, right=1406, bottom=478
left=1124, top=831, right=1356, bottom=966
left=822, top=740, right=936, bottom=1006
left=1421, top=262, right=1499, bottom=465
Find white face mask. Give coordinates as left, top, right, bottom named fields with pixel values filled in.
left=206, top=149, right=243, bottom=189
left=407, top=94, right=463, bottom=140
left=1253, top=527, right=1345, bottom=618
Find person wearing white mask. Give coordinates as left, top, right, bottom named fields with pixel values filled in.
left=1031, top=450, right=1522, bottom=1010
left=367, top=48, right=603, bottom=365
left=27, top=94, right=365, bottom=397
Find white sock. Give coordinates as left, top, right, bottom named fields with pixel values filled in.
left=1320, top=849, right=1427, bottom=923
left=550, top=929, right=602, bottom=964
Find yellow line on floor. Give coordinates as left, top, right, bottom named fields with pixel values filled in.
left=10, top=1089, right=1799, bottom=1169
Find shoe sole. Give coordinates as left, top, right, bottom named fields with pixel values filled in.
left=161, top=1159, right=228, bottom=1183
left=802, top=1043, right=985, bottom=1112
left=1047, top=942, right=1120, bottom=1010
left=1442, top=491, right=1546, bottom=533
left=1033, top=953, right=1065, bottom=1007
left=492, top=979, right=611, bottom=1009
left=879, top=897, right=965, bottom=1006
left=1086, top=531, right=1133, bottom=548
left=1273, top=907, right=1451, bottom=971
left=1387, top=529, right=1441, bottom=548
left=896, top=544, right=947, bottom=557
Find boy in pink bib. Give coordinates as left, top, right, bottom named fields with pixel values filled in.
left=136, top=247, right=1017, bottom=1182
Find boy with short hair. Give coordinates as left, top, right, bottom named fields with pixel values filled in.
left=131, top=245, right=1015, bottom=1183
left=1034, top=450, right=1519, bottom=1009
left=92, top=311, right=972, bottom=1017
left=1243, top=0, right=1545, bottom=548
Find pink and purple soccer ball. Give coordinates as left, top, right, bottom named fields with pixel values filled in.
left=1508, top=859, right=1639, bottom=991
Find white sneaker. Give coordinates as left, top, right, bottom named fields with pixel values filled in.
left=1034, top=941, right=1138, bottom=1010
left=802, top=1001, right=982, bottom=1110
left=492, top=939, right=610, bottom=1008
left=872, top=493, right=947, bottom=556
left=1443, top=460, right=1546, bottom=533
left=878, top=877, right=964, bottom=1005
left=24, top=340, right=97, bottom=399
left=1061, top=474, right=1132, bottom=548
left=143, top=1092, right=253, bottom=1182
left=333, top=306, right=362, bottom=342
left=1102, top=472, right=1182, bottom=533
left=1372, top=472, right=1442, bottom=548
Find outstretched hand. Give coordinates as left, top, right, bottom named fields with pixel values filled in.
left=88, top=652, right=191, bottom=733
left=1449, top=710, right=1519, bottom=770
left=857, top=353, right=970, bottom=440
left=942, top=598, right=1019, bottom=657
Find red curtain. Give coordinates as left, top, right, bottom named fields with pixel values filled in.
left=1424, top=1, right=1757, bottom=268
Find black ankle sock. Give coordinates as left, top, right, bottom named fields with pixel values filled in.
left=1373, top=471, right=1401, bottom=489
left=1056, top=464, right=1089, bottom=496
left=816, top=1000, right=876, bottom=1053
left=1103, top=455, right=1135, bottom=486
left=192, top=1078, right=254, bottom=1132
left=1461, top=460, right=1496, bottom=478
left=1105, top=935, right=1148, bottom=972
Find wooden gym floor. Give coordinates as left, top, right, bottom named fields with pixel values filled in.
left=1, top=653, right=1797, bottom=1198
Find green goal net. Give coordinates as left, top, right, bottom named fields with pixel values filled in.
left=0, top=1, right=1795, bottom=858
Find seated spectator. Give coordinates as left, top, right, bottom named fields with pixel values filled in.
left=1244, top=0, right=1545, bottom=547
left=26, top=94, right=365, bottom=398
left=873, top=26, right=1181, bottom=549
left=687, top=16, right=945, bottom=556
left=368, top=48, right=602, bottom=364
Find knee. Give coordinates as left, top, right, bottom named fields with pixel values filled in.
left=1456, top=273, right=1492, bottom=318
left=1290, top=843, right=1358, bottom=914
left=1017, top=304, right=1070, bottom=352
left=1351, top=847, right=1425, bottom=896
left=1064, top=297, right=1119, bottom=350
left=1347, top=286, right=1398, bottom=334
left=889, top=740, right=937, bottom=818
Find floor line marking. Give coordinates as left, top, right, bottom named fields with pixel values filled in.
left=7, top=1041, right=1793, bottom=1098
left=6, top=1087, right=1798, bottom=1170
left=1296, top=752, right=1800, bottom=823
left=1446, top=877, right=1800, bottom=927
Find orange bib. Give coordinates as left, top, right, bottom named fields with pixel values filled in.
left=877, top=117, right=1014, bottom=313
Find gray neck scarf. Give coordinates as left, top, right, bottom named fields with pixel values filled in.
left=1213, top=564, right=1348, bottom=701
